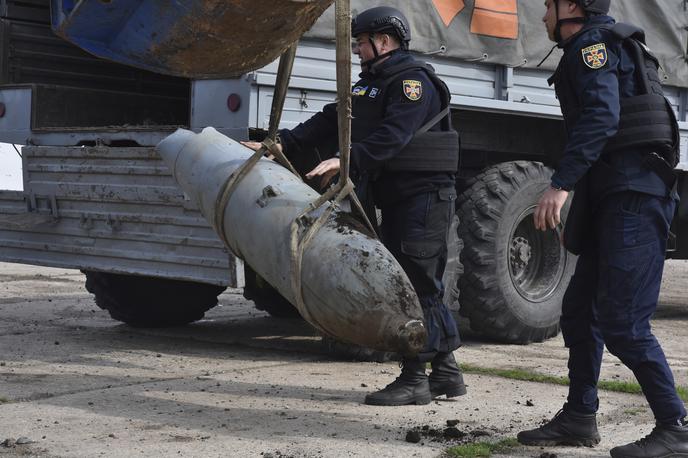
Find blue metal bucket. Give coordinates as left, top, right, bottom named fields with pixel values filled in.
left=50, top=0, right=334, bottom=78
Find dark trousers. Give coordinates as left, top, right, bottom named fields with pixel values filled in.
left=380, top=189, right=461, bottom=362
left=561, top=191, right=686, bottom=424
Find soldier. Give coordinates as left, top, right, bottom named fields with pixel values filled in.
left=243, top=6, right=465, bottom=406
left=517, top=1, right=688, bottom=456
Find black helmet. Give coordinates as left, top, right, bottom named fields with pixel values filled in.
left=351, top=6, right=411, bottom=50
left=577, top=0, right=610, bottom=15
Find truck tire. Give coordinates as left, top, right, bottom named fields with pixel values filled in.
left=442, top=214, right=463, bottom=313
left=457, top=161, right=576, bottom=343
left=243, top=264, right=301, bottom=318
left=83, top=271, right=225, bottom=327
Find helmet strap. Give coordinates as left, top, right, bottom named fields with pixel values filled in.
left=553, top=0, right=586, bottom=43
left=369, top=34, right=380, bottom=58
left=360, top=35, right=401, bottom=69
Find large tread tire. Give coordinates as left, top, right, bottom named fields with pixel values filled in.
left=457, top=161, right=576, bottom=344
left=84, top=271, right=225, bottom=327
left=242, top=264, right=301, bottom=318
left=442, top=214, right=463, bottom=314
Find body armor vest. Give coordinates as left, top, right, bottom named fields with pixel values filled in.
left=603, top=23, right=679, bottom=168
left=351, top=59, right=459, bottom=173
left=550, top=23, right=679, bottom=168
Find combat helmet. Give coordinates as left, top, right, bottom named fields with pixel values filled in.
left=351, top=6, right=411, bottom=50
left=576, top=0, right=610, bottom=15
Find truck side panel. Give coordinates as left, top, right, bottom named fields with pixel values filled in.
left=0, top=146, right=235, bottom=286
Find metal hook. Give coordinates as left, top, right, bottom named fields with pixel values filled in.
left=466, top=53, right=489, bottom=62
left=424, top=45, right=447, bottom=56
left=508, top=59, right=528, bottom=68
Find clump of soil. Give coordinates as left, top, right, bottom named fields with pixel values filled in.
left=404, top=422, right=495, bottom=444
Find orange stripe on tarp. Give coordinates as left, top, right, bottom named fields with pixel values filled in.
left=470, top=8, right=518, bottom=39
left=432, top=0, right=466, bottom=27
left=474, top=0, right=517, bottom=14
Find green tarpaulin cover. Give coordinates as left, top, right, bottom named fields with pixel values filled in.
left=307, top=0, right=688, bottom=88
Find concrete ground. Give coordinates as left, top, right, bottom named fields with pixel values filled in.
left=0, top=261, right=686, bottom=458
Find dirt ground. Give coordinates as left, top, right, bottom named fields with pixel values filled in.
left=0, top=261, right=686, bottom=458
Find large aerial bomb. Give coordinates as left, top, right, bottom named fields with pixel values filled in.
left=156, top=127, right=426, bottom=355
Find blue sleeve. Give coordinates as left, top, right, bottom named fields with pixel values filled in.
left=351, top=72, right=437, bottom=172
left=551, top=38, right=621, bottom=191
left=279, top=102, right=339, bottom=158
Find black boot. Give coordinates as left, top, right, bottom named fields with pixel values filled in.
left=517, top=407, right=601, bottom=447
left=428, top=351, right=467, bottom=399
left=610, top=423, right=688, bottom=458
left=364, top=359, right=431, bottom=406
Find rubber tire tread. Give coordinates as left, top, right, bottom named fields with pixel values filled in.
left=84, top=271, right=225, bottom=327
left=242, top=265, right=301, bottom=318
left=457, top=161, right=564, bottom=344
left=443, top=214, right=464, bottom=313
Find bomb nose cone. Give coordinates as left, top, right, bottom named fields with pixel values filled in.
left=397, top=320, right=427, bottom=357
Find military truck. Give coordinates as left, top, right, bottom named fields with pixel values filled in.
left=0, top=0, right=686, bottom=344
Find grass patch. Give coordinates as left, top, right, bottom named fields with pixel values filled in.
left=445, top=438, right=519, bottom=458
left=677, top=386, right=688, bottom=401
left=460, top=364, right=568, bottom=387
left=460, top=364, right=688, bottom=402
left=624, top=407, right=647, bottom=416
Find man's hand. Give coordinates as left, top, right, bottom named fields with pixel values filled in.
left=240, top=141, right=282, bottom=160
left=306, top=158, right=341, bottom=189
left=534, top=187, right=570, bottom=231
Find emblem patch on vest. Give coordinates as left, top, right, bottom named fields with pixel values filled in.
left=581, top=43, right=608, bottom=69
left=352, top=85, right=368, bottom=96
left=369, top=87, right=380, bottom=98
left=403, top=80, right=422, bottom=101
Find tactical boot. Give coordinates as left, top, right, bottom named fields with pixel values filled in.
left=364, top=359, right=431, bottom=406
left=609, top=423, right=688, bottom=458
left=517, top=407, right=601, bottom=447
left=428, top=351, right=467, bottom=399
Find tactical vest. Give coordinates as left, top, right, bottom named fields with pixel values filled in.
left=351, top=59, right=459, bottom=173
left=604, top=23, right=679, bottom=168
left=550, top=23, right=679, bottom=168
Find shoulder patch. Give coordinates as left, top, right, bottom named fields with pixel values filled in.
left=352, top=85, right=368, bottom=96
left=581, top=43, right=608, bottom=69
left=403, top=80, right=422, bottom=101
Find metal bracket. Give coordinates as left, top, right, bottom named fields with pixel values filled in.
left=106, top=214, right=121, bottom=231
left=299, top=90, right=309, bottom=109
left=256, top=185, right=281, bottom=208
left=27, top=192, right=59, bottom=219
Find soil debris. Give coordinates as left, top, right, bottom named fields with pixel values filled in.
left=405, top=430, right=422, bottom=444
left=1, top=438, right=15, bottom=448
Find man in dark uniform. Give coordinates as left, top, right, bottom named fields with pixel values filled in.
left=517, top=1, right=688, bottom=457
left=243, top=6, right=465, bottom=406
